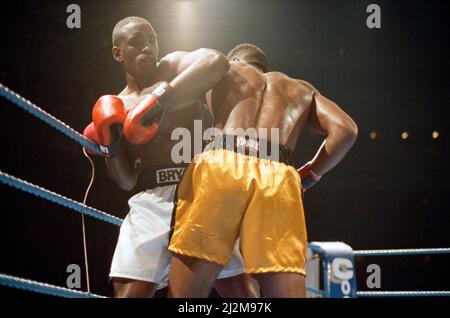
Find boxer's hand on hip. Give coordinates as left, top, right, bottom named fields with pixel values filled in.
left=297, top=162, right=321, bottom=192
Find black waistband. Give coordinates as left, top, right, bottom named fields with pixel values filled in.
left=133, top=164, right=188, bottom=192
left=204, top=134, right=294, bottom=166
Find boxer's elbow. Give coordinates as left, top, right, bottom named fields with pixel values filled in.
left=342, top=120, right=358, bottom=148
left=210, top=53, right=230, bottom=82
left=213, top=51, right=230, bottom=75
left=330, top=118, right=358, bottom=148
left=198, top=48, right=230, bottom=82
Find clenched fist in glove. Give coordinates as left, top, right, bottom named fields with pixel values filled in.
left=124, top=82, right=175, bottom=144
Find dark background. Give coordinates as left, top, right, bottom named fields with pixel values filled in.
left=0, top=0, right=448, bottom=297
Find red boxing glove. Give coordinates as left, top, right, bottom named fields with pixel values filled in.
left=92, top=95, right=126, bottom=157
left=297, top=162, right=321, bottom=192
left=124, top=82, right=175, bottom=144
left=82, top=122, right=103, bottom=156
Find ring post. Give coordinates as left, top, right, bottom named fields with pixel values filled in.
left=306, top=242, right=357, bottom=298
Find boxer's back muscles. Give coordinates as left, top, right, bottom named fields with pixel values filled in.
left=211, top=61, right=358, bottom=159
left=211, top=62, right=315, bottom=149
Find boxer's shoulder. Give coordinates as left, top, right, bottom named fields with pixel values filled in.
left=264, top=72, right=297, bottom=90
left=263, top=71, right=288, bottom=87
left=274, top=74, right=316, bottom=95
left=294, top=78, right=316, bottom=91
left=263, top=73, right=316, bottom=104
left=265, top=71, right=287, bottom=78
left=264, top=71, right=302, bottom=86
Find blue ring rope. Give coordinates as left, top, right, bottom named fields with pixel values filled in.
left=0, top=273, right=106, bottom=298
left=357, top=291, right=450, bottom=297
left=0, top=83, right=101, bottom=154
left=354, top=248, right=450, bottom=256
left=0, top=170, right=122, bottom=226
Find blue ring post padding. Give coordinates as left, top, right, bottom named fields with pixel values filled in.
left=306, top=286, right=326, bottom=296
left=0, top=170, right=123, bottom=226
left=307, top=242, right=357, bottom=298
left=0, top=273, right=106, bottom=298
left=0, top=83, right=101, bottom=154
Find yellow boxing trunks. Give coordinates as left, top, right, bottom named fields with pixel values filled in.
left=168, top=135, right=307, bottom=275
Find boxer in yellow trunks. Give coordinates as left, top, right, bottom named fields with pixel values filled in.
left=168, top=43, right=358, bottom=297
left=171, top=135, right=304, bottom=266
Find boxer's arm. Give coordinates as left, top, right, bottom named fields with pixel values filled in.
left=105, top=154, right=137, bottom=191
left=305, top=91, right=358, bottom=176
left=204, top=90, right=214, bottom=119
left=161, top=49, right=230, bottom=106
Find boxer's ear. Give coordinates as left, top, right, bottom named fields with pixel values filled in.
left=112, top=46, right=123, bottom=62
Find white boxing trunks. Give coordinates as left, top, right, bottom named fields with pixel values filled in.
left=109, top=183, right=245, bottom=290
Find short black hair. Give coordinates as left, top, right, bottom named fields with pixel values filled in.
left=112, top=16, right=155, bottom=46
left=227, top=43, right=267, bottom=72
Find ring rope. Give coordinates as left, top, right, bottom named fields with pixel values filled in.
left=0, top=83, right=100, bottom=154
left=0, top=273, right=106, bottom=298
left=357, top=291, right=450, bottom=297
left=306, top=287, right=450, bottom=297
left=0, top=170, right=122, bottom=226
left=354, top=248, right=450, bottom=256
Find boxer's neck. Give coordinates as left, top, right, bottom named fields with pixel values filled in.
left=125, top=72, right=158, bottom=94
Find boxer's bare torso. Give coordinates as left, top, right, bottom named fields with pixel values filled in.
left=210, top=61, right=315, bottom=150
left=210, top=61, right=358, bottom=178
left=119, top=85, right=202, bottom=173
left=110, top=50, right=207, bottom=179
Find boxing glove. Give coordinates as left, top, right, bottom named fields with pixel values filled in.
left=124, top=82, right=175, bottom=144
left=92, top=95, right=126, bottom=157
left=82, top=122, right=103, bottom=155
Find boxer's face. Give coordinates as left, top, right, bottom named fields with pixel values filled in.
left=114, top=22, right=159, bottom=78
